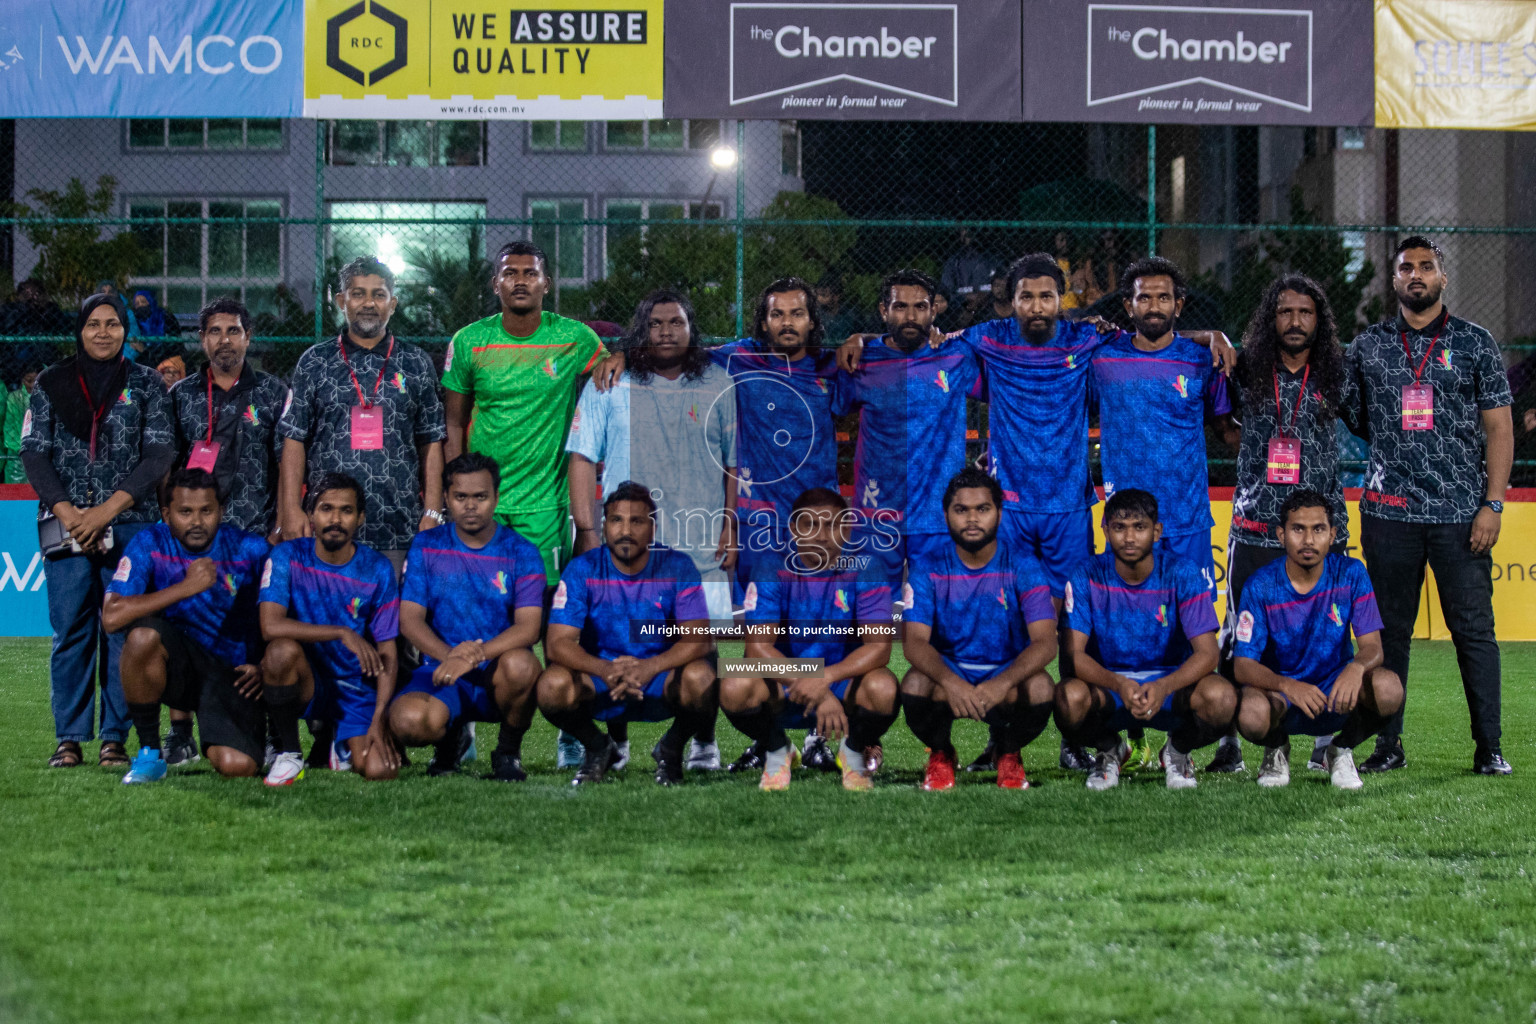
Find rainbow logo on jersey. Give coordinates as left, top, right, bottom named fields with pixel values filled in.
left=1064, top=354, right=1077, bottom=369
left=222, top=572, right=238, bottom=595
left=996, top=587, right=1008, bottom=610
left=934, top=369, right=950, bottom=393
left=815, top=377, right=829, bottom=394
left=492, top=571, right=508, bottom=595
left=392, top=371, right=407, bottom=392
left=347, top=596, right=363, bottom=620
left=542, top=357, right=559, bottom=379
left=117, top=390, right=133, bottom=405
left=687, top=403, right=699, bottom=424
left=1328, top=602, right=1343, bottom=627
left=243, top=404, right=260, bottom=426
left=1172, top=374, right=1189, bottom=398
left=1437, top=349, right=1452, bottom=370
left=833, top=589, right=849, bottom=612
left=1155, top=603, right=1168, bottom=627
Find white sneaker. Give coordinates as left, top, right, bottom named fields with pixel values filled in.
left=612, top=740, right=631, bottom=771
left=1164, top=746, right=1198, bottom=790
left=1086, top=740, right=1129, bottom=791
left=264, top=751, right=305, bottom=787
left=1257, top=742, right=1291, bottom=788
left=328, top=739, right=353, bottom=773
left=1325, top=744, right=1364, bottom=790
left=686, top=739, right=722, bottom=771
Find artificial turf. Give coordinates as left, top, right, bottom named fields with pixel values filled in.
left=2, top=637, right=1532, bottom=1024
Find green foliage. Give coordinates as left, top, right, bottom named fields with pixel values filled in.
left=395, top=223, right=496, bottom=335
left=1196, top=188, right=1382, bottom=338
left=7, top=177, right=143, bottom=308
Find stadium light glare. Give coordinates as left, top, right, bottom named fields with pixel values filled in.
left=710, top=146, right=738, bottom=170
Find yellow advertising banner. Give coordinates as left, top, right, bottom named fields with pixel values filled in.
left=303, top=0, right=663, bottom=118
left=1092, top=501, right=1536, bottom=640
left=1375, top=0, right=1536, bottom=130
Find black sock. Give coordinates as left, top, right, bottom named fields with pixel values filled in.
left=901, top=694, right=954, bottom=755
left=169, top=717, right=192, bottom=741
left=1332, top=708, right=1386, bottom=751
left=1169, top=714, right=1226, bottom=756
left=1125, top=723, right=1145, bottom=741
left=659, top=709, right=702, bottom=757
left=986, top=718, right=1006, bottom=750
left=264, top=683, right=304, bottom=754
left=724, top=705, right=788, bottom=752
left=692, top=708, right=717, bottom=745
left=128, top=702, right=161, bottom=752
left=1009, top=701, right=1054, bottom=752
left=984, top=704, right=1020, bottom=755
left=847, top=707, right=896, bottom=754
left=493, top=725, right=524, bottom=760
left=543, top=706, right=607, bottom=752
left=608, top=718, right=630, bottom=744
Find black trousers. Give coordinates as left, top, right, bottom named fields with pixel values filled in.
left=1360, top=515, right=1501, bottom=745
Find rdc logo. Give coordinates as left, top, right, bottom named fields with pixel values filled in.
left=326, top=0, right=408, bottom=86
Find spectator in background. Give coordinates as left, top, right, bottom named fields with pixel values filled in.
left=131, top=290, right=181, bottom=338
left=98, top=282, right=141, bottom=339
left=941, top=228, right=995, bottom=312
left=984, top=268, right=1013, bottom=322
left=3, top=363, right=42, bottom=484
left=815, top=275, right=865, bottom=343
left=20, top=293, right=174, bottom=770
left=156, top=355, right=186, bottom=388
left=0, top=279, right=72, bottom=385
left=931, top=283, right=963, bottom=334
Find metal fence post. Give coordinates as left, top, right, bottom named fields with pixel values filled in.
left=1146, top=124, right=1157, bottom=255
left=734, top=119, right=746, bottom=340
left=314, top=121, right=325, bottom=342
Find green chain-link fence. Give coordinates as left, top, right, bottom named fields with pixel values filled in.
left=2, top=118, right=1534, bottom=484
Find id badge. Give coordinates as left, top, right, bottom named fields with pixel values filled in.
left=1402, top=384, right=1433, bottom=431
left=350, top=405, right=384, bottom=450
left=1266, top=438, right=1299, bottom=485
left=187, top=441, right=221, bottom=472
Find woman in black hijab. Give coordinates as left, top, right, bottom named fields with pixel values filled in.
left=21, top=293, right=175, bottom=768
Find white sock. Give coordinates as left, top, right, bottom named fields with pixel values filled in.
left=763, top=744, right=792, bottom=774
left=838, top=738, right=866, bottom=773
left=1313, top=734, right=1334, bottom=753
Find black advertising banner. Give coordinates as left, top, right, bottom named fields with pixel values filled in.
left=1022, top=0, right=1374, bottom=125
left=664, top=0, right=1021, bottom=120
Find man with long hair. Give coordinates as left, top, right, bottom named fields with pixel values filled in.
left=566, top=289, right=737, bottom=770
left=1220, top=274, right=1355, bottom=772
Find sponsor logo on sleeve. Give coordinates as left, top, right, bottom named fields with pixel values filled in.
left=552, top=579, right=568, bottom=609
left=1236, top=609, right=1254, bottom=643
left=1064, top=581, right=1074, bottom=614
left=21, top=409, right=32, bottom=438
left=112, top=556, right=132, bottom=582
left=261, top=559, right=273, bottom=588
left=743, top=581, right=757, bottom=612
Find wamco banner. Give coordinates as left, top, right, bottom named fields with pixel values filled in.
left=304, top=0, right=664, bottom=119
left=1376, top=0, right=1536, bottom=130
left=663, top=0, right=1021, bottom=120
left=0, top=0, right=303, bottom=117
left=1022, top=0, right=1373, bottom=125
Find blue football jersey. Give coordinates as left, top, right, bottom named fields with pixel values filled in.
left=108, top=522, right=269, bottom=666
left=1233, top=553, right=1383, bottom=685
left=259, top=539, right=400, bottom=691
left=743, top=562, right=893, bottom=663
left=1064, top=551, right=1219, bottom=673
left=400, top=523, right=546, bottom=653
left=905, top=540, right=1056, bottom=667
left=1091, top=331, right=1230, bottom=536
left=956, top=317, right=1105, bottom=514
left=549, top=544, right=708, bottom=661
left=845, top=334, right=982, bottom=537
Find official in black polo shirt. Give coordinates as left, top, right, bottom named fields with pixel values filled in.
left=170, top=297, right=288, bottom=540
left=276, top=255, right=447, bottom=571
left=1344, top=236, right=1514, bottom=775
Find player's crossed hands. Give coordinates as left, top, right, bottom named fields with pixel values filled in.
left=605, top=656, right=648, bottom=700
left=433, top=640, right=486, bottom=686
left=340, top=629, right=385, bottom=678
left=1281, top=677, right=1330, bottom=719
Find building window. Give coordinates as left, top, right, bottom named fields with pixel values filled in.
left=126, top=119, right=283, bottom=151
left=604, top=119, right=722, bottom=151
left=603, top=199, right=723, bottom=273
left=530, top=122, right=588, bottom=151
left=1341, top=231, right=1367, bottom=278
left=1337, top=127, right=1367, bottom=151
left=325, top=121, right=487, bottom=166
left=129, top=199, right=283, bottom=317
left=529, top=200, right=588, bottom=285
left=781, top=121, right=801, bottom=177
left=327, top=201, right=487, bottom=285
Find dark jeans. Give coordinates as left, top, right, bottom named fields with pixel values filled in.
left=45, top=521, right=150, bottom=743
left=1360, top=515, right=1501, bottom=745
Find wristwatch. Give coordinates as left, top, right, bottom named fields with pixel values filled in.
left=425, top=508, right=447, bottom=525
left=1481, top=500, right=1504, bottom=514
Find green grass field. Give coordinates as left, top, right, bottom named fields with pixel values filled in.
left=2, top=637, right=1533, bottom=1024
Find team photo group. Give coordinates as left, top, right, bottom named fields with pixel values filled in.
left=29, top=232, right=1513, bottom=794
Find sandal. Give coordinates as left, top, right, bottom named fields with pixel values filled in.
left=48, top=740, right=83, bottom=768
left=98, top=741, right=130, bottom=767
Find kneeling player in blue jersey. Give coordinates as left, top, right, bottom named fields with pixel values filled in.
left=258, top=473, right=401, bottom=786
left=1054, top=489, right=1234, bottom=790
left=721, top=486, right=898, bottom=792
left=1233, top=490, right=1403, bottom=790
left=537, top=482, right=717, bottom=786
left=901, top=469, right=1059, bottom=791
left=389, top=454, right=545, bottom=782
left=105, top=469, right=272, bottom=784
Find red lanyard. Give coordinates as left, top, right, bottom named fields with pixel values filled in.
left=75, top=359, right=124, bottom=459
left=1272, top=364, right=1309, bottom=440
left=337, top=335, right=393, bottom=408
left=1400, top=313, right=1447, bottom=386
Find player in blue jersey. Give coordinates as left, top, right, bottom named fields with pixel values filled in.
left=104, top=469, right=272, bottom=784
left=901, top=468, right=1059, bottom=791
left=843, top=269, right=982, bottom=589
left=1232, top=490, right=1403, bottom=790
left=388, top=454, right=545, bottom=782
left=537, top=481, right=717, bottom=786
left=1090, top=256, right=1241, bottom=772
left=258, top=473, right=401, bottom=786
left=1054, top=489, right=1235, bottom=791
left=720, top=487, right=899, bottom=792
